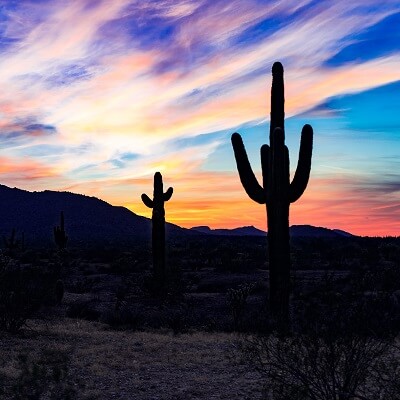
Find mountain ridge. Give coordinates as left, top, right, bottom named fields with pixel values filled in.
left=0, top=184, right=355, bottom=247
left=190, top=224, right=354, bottom=238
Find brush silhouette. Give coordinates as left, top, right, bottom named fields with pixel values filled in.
left=54, top=211, right=68, bottom=250
left=3, top=228, right=17, bottom=249
left=141, top=172, right=173, bottom=288
left=231, top=62, right=313, bottom=324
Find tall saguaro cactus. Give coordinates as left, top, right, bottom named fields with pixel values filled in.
left=141, top=172, right=173, bottom=287
left=54, top=211, right=68, bottom=250
left=231, top=62, right=313, bottom=322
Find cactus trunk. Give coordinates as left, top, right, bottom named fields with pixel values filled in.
left=267, top=199, right=290, bottom=320
left=152, top=198, right=166, bottom=284
left=231, top=62, right=313, bottom=326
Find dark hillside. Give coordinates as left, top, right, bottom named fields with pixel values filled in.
left=0, top=185, right=188, bottom=246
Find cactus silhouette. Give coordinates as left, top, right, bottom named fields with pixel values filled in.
left=141, top=172, right=173, bottom=287
left=54, top=211, right=68, bottom=250
left=231, top=62, right=313, bottom=323
left=3, top=228, right=20, bottom=254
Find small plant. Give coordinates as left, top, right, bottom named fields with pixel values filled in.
left=165, top=309, right=190, bottom=335
left=244, top=333, right=399, bottom=400
left=227, top=283, right=255, bottom=330
left=141, top=172, right=173, bottom=291
left=66, top=299, right=100, bottom=320
left=55, top=279, right=64, bottom=305
left=0, top=255, right=51, bottom=332
left=54, top=211, right=68, bottom=250
left=10, top=348, right=77, bottom=400
left=102, top=306, right=142, bottom=330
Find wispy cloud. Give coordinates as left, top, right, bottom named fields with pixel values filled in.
left=0, top=155, right=62, bottom=185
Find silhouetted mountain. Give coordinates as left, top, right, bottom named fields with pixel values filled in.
left=191, top=225, right=266, bottom=236
left=191, top=224, right=354, bottom=238
left=0, top=185, right=187, bottom=247
left=290, top=225, right=353, bottom=237
left=333, top=229, right=354, bottom=237
left=0, top=185, right=355, bottom=248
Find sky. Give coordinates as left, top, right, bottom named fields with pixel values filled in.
left=0, top=0, right=399, bottom=236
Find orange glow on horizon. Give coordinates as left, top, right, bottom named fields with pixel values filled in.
left=120, top=174, right=399, bottom=238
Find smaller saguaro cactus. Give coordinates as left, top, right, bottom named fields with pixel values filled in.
left=141, top=172, right=173, bottom=288
left=3, top=228, right=19, bottom=252
left=54, top=211, right=68, bottom=250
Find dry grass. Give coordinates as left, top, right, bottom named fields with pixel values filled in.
left=0, top=318, right=261, bottom=399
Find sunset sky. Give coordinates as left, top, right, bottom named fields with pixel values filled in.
left=0, top=0, right=399, bottom=236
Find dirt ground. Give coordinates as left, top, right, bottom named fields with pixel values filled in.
left=0, top=319, right=262, bottom=400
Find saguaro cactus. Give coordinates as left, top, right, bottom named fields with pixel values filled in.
left=141, top=172, right=173, bottom=287
left=3, top=228, right=19, bottom=251
left=231, top=62, right=313, bottom=322
left=54, top=211, right=68, bottom=250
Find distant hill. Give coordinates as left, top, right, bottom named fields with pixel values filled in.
left=191, top=224, right=354, bottom=238
left=290, top=225, right=353, bottom=238
left=0, top=185, right=187, bottom=247
left=191, top=225, right=266, bottom=236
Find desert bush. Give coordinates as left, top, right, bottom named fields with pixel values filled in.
left=143, top=265, right=186, bottom=301
left=244, top=332, right=399, bottom=400
left=165, top=265, right=187, bottom=302
left=55, top=280, right=64, bottom=305
left=67, top=277, right=94, bottom=294
left=6, top=348, right=77, bottom=400
left=227, top=283, right=255, bottom=331
left=196, top=279, right=228, bottom=293
left=109, top=255, right=145, bottom=274
left=163, top=307, right=193, bottom=335
left=101, top=306, right=142, bottom=330
left=243, top=274, right=400, bottom=400
left=66, top=299, right=100, bottom=321
left=355, top=264, right=400, bottom=293
left=0, top=255, right=56, bottom=332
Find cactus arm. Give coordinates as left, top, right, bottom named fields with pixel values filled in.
left=231, top=132, right=266, bottom=204
left=260, top=144, right=270, bottom=203
left=289, top=124, right=313, bottom=203
left=163, top=187, right=173, bottom=201
left=141, top=193, right=154, bottom=208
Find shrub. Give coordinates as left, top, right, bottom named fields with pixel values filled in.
left=9, top=348, right=77, bottom=400
left=55, top=279, right=64, bottom=305
left=101, top=306, right=142, bottom=330
left=66, top=300, right=100, bottom=321
left=226, top=283, right=255, bottom=331
left=243, top=279, right=400, bottom=400
left=164, top=309, right=190, bottom=335
left=67, top=277, right=94, bottom=294
left=0, top=255, right=55, bottom=332
left=244, top=332, right=399, bottom=400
